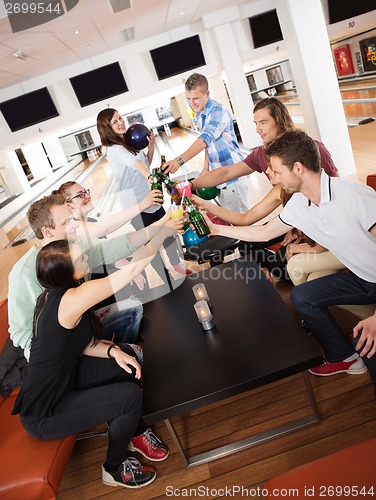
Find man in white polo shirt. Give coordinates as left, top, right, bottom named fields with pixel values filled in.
left=205, top=129, right=376, bottom=395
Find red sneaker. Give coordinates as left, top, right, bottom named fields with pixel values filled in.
left=309, top=357, right=367, bottom=377
left=172, top=263, right=193, bottom=275
left=128, top=428, right=169, bottom=461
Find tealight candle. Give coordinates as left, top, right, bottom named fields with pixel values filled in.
left=192, top=283, right=209, bottom=302
left=194, top=300, right=215, bottom=330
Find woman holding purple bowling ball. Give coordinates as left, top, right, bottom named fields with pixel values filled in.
left=97, top=108, right=191, bottom=279
left=125, top=123, right=152, bottom=151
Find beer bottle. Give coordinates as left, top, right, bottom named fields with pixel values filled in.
left=170, top=187, right=182, bottom=206
left=159, top=171, right=177, bottom=194
left=160, top=155, right=167, bottom=173
left=184, top=196, right=210, bottom=238
left=151, top=168, right=163, bottom=204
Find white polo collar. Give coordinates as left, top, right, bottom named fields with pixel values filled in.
left=304, top=170, right=331, bottom=207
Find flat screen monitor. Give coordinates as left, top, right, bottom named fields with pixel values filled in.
left=150, top=35, right=206, bottom=80
left=0, top=87, right=59, bottom=132
left=249, top=10, right=283, bottom=49
left=69, top=62, right=128, bottom=107
left=328, top=0, right=375, bottom=24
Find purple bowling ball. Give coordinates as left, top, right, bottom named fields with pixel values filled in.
left=125, top=123, right=151, bottom=151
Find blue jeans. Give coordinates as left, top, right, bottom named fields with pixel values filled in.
left=95, top=297, right=143, bottom=344
left=290, top=271, right=376, bottom=395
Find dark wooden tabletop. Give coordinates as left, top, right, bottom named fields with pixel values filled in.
left=142, top=257, right=322, bottom=424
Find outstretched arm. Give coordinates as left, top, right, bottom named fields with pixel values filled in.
left=189, top=161, right=252, bottom=190
left=61, top=216, right=183, bottom=324
left=127, top=210, right=178, bottom=249
left=191, top=184, right=282, bottom=226
left=77, top=190, right=162, bottom=238
left=207, top=213, right=290, bottom=242
left=163, top=137, right=207, bottom=174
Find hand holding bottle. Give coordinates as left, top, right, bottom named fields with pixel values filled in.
left=184, top=196, right=210, bottom=238
left=142, top=189, right=164, bottom=208
left=189, top=211, right=214, bottom=237
left=150, top=168, right=164, bottom=204
left=190, top=194, right=210, bottom=211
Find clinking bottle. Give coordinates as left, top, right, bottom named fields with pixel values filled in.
left=184, top=196, right=210, bottom=238
left=151, top=168, right=163, bottom=204
left=170, top=187, right=182, bottom=206
left=160, top=155, right=167, bottom=172
left=159, top=171, right=177, bottom=194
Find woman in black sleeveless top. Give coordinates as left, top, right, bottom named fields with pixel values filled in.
left=12, top=236, right=179, bottom=489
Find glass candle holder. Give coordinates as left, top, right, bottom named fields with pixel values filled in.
left=194, top=300, right=215, bottom=330
left=192, top=283, right=209, bottom=302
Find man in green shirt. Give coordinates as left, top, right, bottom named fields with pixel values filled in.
left=8, top=192, right=181, bottom=359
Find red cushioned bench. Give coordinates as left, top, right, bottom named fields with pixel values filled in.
left=0, top=298, right=77, bottom=500
left=263, top=437, right=376, bottom=497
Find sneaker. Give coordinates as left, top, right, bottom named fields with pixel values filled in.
left=128, top=428, right=169, bottom=461
left=102, top=457, right=156, bottom=488
left=309, top=357, right=367, bottom=377
left=172, top=263, right=193, bottom=275
left=128, top=343, right=143, bottom=365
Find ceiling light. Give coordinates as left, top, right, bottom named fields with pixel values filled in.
left=120, top=27, right=134, bottom=42
left=12, top=50, right=27, bottom=60
left=109, top=0, right=131, bottom=14
left=74, top=30, right=80, bottom=35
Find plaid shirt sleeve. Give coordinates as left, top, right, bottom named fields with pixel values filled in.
left=198, top=100, right=243, bottom=167
left=199, top=101, right=228, bottom=147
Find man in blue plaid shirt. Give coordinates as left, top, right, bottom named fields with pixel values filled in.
left=163, top=73, right=249, bottom=212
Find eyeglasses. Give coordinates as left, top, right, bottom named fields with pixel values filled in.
left=66, top=188, right=90, bottom=202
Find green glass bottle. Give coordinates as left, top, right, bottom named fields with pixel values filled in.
left=184, top=196, right=210, bottom=238
left=151, top=168, right=163, bottom=204
left=159, top=171, right=177, bottom=194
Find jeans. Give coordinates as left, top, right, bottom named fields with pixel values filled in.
left=290, top=271, right=376, bottom=395
left=21, top=344, right=147, bottom=468
left=95, top=297, right=143, bottom=344
left=218, top=178, right=249, bottom=213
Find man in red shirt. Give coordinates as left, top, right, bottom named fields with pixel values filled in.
left=188, top=97, right=339, bottom=198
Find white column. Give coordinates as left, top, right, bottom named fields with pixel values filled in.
left=42, top=138, right=69, bottom=170
left=211, top=23, right=262, bottom=150
left=0, top=150, right=30, bottom=196
left=275, top=0, right=355, bottom=175
left=22, top=143, right=53, bottom=181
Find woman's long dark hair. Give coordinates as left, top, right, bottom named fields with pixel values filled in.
left=34, top=240, right=102, bottom=342
left=96, top=108, right=137, bottom=154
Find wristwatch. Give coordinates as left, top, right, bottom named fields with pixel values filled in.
left=177, top=157, right=185, bottom=167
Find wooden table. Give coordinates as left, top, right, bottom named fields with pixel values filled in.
left=142, top=257, right=322, bottom=467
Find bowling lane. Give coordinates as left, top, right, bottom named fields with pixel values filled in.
left=0, top=155, right=113, bottom=248
left=279, top=78, right=376, bottom=124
